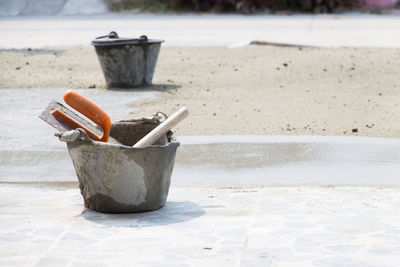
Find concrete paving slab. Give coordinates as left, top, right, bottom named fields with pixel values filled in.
left=1, top=8, right=400, bottom=266
left=1, top=184, right=400, bottom=266
left=1, top=14, right=400, bottom=48
left=1, top=88, right=400, bottom=186
left=3, top=134, right=400, bottom=186
left=1, top=88, right=400, bottom=265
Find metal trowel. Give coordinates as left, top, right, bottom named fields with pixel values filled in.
left=39, top=90, right=120, bottom=144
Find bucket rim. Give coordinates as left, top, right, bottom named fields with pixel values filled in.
left=91, top=38, right=164, bottom=47
left=69, top=138, right=180, bottom=150
left=91, top=32, right=164, bottom=47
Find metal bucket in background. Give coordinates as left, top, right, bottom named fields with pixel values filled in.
left=58, top=128, right=179, bottom=214
left=92, top=31, right=164, bottom=88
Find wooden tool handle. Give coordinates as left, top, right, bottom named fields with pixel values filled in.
left=63, top=90, right=111, bottom=142
left=133, top=107, right=189, bottom=148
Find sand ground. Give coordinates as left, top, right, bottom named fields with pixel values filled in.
left=1, top=46, right=400, bottom=137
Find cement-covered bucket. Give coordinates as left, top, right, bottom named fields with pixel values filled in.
left=92, top=31, right=164, bottom=88
left=57, top=127, right=179, bottom=214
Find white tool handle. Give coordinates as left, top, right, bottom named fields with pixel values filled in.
left=133, top=107, right=189, bottom=148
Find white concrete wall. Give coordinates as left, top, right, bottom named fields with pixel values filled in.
left=0, top=0, right=108, bottom=16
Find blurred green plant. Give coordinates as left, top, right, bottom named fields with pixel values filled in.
left=105, top=0, right=359, bottom=13
left=106, top=0, right=172, bottom=12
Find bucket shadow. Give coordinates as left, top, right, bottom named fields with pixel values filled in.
left=80, top=201, right=204, bottom=228
left=107, top=84, right=181, bottom=92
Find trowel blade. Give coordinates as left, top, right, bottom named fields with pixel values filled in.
left=39, top=100, right=120, bottom=144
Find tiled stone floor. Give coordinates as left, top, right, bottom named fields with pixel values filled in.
left=1, top=184, right=400, bottom=266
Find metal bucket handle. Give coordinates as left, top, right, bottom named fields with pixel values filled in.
left=55, top=128, right=93, bottom=143
left=96, top=31, right=119, bottom=40
left=154, top=111, right=168, bottom=122
left=95, top=31, right=149, bottom=43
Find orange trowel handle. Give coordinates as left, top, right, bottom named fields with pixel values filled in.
left=52, top=109, right=102, bottom=141
left=63, top=90, right=111, bottom=142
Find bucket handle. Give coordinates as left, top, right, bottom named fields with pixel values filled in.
left=95, top=31, right=119, bottom=39
left=95, top=32, right=149, bottom=43
left=55, top=128, right=92, bottom=143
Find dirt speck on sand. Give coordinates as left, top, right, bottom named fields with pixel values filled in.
left=1, top=46, right=400, bottom=138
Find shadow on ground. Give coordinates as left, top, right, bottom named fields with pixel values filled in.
left=80, top=201, right=205, bottom=227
